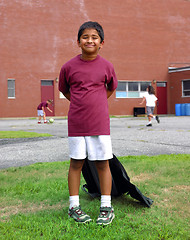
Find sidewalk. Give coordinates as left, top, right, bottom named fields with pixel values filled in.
left=0, top=116, right=190, bottom=169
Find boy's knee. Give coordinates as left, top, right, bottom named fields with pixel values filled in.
left=95, top=160, right=109, bottom=171
left=70, top=158, right=84, bottom=170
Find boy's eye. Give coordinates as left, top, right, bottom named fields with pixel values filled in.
left=82, top=35, right=99, bottom=40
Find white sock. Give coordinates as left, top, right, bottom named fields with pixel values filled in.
left=69, top=195, right=79, bottom=209
left=148, top=121, right=152, bottom=124
left=101, top=195, right=111, bottom=208
left=153, top=116, right=156, bottom=119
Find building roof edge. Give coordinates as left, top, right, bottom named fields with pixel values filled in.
left=168, top=66, right=190, bottom=73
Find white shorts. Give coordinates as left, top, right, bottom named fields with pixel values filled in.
left=37, top=110, right=44, bottom=116
left=68, top=135, right=113, bottom=161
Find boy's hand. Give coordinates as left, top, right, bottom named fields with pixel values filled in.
left=107, top=90, right=114, bottom=99
left=64, top=92, right=71, bottom=101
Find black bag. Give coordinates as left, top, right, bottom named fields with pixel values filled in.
left=82, top=154, right=153, bottom=208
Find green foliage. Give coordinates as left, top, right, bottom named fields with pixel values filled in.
left=0, top=155, right=189, bottom=239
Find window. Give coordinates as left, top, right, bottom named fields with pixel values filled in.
left=128, top=82, right=139, bottom=97
left=8, top=79, right=15, bottom=98
left=115, top=82, right=126, bottom=98
left=157, top=82, right=166, bottom=87
left=182, top=80, right=190, bottom=97
left=41, top=80, right=53, bottom=86
left=116, top=81, right=151, bottom=98
left=141, top=81, right=150, bottom=91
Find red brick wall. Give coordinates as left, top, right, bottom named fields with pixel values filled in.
left=1, top=0, right=190, bottom=117
left=168, top=70, right=190, bottom=114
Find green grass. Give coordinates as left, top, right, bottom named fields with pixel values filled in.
left=0, top=131, right=52, bottom=138
left=0, top=154, right=189, bottom=239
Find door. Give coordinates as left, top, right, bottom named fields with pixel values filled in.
left=156, top=82, right=167, bottom=114
left=41, top=80, right=54, bottom=116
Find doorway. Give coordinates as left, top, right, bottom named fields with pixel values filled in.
left=41, top=80, right=54, bottom=116
left=156, top=82, right=167, bottom=114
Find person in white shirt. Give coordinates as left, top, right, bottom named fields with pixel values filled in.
left=140, top=86, right=160, bottom=127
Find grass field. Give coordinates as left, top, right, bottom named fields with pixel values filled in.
left=0, top=131, right=52, bottom=138
left=0, top=154, right=189, bottom=239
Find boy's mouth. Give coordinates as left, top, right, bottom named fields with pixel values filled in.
left=85, top=44, right=95, bottom=48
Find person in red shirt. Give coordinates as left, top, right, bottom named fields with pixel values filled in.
left=59, top=21, right=118, bottom=225
left=37, top=99, right=53, bottom=123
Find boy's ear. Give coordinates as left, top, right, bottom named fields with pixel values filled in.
left=99, top=40, right=104, bottom=49
left=77, top=40, right=80, bottom=47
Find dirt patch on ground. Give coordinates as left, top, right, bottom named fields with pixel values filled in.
left=157, top=185, right=190, bottom=218
left=132, top=173, right=152, bottom=182
left=169, top=185, right=190, bottom=192
left=0, top=201, right=67, bottom=221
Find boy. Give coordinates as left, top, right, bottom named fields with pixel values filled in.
left=59, top=21, right=118, bottom=225
left=37, top=99, right=53, bottom=123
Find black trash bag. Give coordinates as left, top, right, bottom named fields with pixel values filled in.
left=82, top=154, right=153, bottom=208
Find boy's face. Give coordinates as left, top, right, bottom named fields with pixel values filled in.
left=77, top=28, right=104, bottom=56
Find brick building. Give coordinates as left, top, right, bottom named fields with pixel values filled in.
left=1, top=0, right=190, bottom=118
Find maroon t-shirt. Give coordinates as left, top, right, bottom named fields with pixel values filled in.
left=59, top=55, right=118, bottom=137
left=37, top=102, right=48, bottom=110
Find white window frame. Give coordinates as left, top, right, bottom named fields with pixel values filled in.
left=7, top=79, right=15, bottom=99
left=182, top=79, right=190, bottom=97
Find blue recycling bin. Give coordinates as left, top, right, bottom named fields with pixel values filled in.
left=185, top=103, right=190, bottom=116
left=175, top=104, right=181, bottom=116
left=181, top=104, right=186, bottom=116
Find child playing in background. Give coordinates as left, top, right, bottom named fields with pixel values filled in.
left=140, top=86, right=160, bottom=126
left=59, top=21, right=118, bottom=225
left=37, top=99, right=53, bottom=124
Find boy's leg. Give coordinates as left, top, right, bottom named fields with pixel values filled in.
left=43, top=113, right=47, bottom=123
left=146, top=107, right=153, bottom=126
left=95, top=160, right=115, bottom=225
left=149, top=114, right=153, bottom=120
left=68, top=158, right=91, bottom=223
left=37, top=110, right=42, bottom=123
left=68, top=158, right=84, bottom=196
left=95, top=160, right=112, bottom=196
left=147, top=114, right=153, bottom=126
left=148, top=113, right=160, bottom=125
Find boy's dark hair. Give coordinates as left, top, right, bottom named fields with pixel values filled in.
left=78, top=21, right=104, bottom=43
left=47, top=99, right=53, bottom=104
left=147, top=86, right=155, bottom=95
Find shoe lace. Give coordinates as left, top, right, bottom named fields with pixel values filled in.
left=100, top=210, right=108, bottom=217
left=75, top=208, right=84, bottom=216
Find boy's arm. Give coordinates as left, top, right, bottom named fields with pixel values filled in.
left=106, top=69, right=118, bottom=99
left=63, top=92, right=71, bottom=101
left=139, top=97, right=146, bottom=105
left=47, top=107, right=53, bottom=113
left=107, top=89, right=115, bottom=99
left=59, top=68, right=70, bottom=101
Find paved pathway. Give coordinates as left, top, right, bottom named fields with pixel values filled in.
left=0, top=116, right=190, bottom=169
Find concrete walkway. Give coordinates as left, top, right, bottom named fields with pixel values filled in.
left=0, top=116, right=190, bottom=169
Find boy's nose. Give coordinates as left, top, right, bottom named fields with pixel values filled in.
left=87, top=37, right=93, bottom=43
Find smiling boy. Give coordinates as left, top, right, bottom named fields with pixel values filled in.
left=59, top=21, right=118, bottom=225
